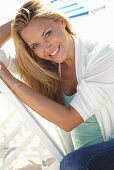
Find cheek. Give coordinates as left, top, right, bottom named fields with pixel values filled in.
left=60, top=31, right=68, bottom=45
left=54, top=28, right=65, bottom=40
left=35, top=48, right=43, bottom=58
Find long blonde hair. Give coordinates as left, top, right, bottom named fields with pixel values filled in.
left=11, top=0, right=76, bottom=104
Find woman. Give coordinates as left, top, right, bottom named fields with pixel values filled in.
left=0, top=0, right=114, bottom=169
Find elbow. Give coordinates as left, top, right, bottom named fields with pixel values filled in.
left=60, top=124, right=77, bottom=132
left=64, top=128, right=73, bottom=132
left=57, top=107, right=84, bottom=132
left=65, top=126, right=76, bottom=132
left=59, top=118, right=83, bottom=132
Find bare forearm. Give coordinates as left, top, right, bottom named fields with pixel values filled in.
left=0, top=21, right=12, bottom=47
left=0, top=62, right=83, bottom=131
left=10, top=78, right=83, bottom=131
left=13, top=79, right=71, bottom=129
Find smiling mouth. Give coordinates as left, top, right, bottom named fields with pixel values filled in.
left=49, top=45, right=60, bottom=57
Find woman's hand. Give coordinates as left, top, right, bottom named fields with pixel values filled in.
left=0, top=62, right=16, bottom=88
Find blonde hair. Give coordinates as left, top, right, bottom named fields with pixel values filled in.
left=11, top=0, right=76, bottom=104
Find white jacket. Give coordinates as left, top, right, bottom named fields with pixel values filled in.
left=70, top=36, right=114, bottom=141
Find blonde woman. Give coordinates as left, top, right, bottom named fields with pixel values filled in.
left=0, top=0, right=114, bottom=169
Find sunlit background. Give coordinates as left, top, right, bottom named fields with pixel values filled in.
left=0, top=0, right=114, bottom=53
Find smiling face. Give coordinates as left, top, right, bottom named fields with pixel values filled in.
left=20, top=18, right=73, bottom=64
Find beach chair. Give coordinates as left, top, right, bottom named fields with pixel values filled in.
left=0, top=78, right=66, bottom=170
left=50, top=0, right=106, bottom=18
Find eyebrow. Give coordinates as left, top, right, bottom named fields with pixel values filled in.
left=30, top=28, right=48, bottom=47
left=42, top=28, right=48, bottom=37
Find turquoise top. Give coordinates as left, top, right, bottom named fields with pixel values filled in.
left=62, top=92, right=104, bottom=150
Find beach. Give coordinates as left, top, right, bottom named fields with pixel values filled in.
left=0, top=93, right=58, bottom=170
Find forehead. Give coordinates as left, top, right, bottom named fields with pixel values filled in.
left=21, top=18, right=60, bottom=44
left=22, top=18, right=59, bottom=34
left=20, top=18, right=60, bottom=43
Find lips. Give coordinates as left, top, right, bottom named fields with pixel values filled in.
left=50, top=47, right=59, bottom=56
left=49, top=45, right=60, bottom=58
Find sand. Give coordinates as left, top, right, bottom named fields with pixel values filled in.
left=0, top=93, right=56, bottom=170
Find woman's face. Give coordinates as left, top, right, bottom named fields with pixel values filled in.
left=21, top=18, right=72, bottom=63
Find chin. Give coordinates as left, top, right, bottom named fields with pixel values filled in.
left=55, top=59, right=64, bottom=64
left=56, top=56, right=66, bottom=64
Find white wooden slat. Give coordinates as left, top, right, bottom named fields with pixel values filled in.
left=0, top=79, right=64, bottom=162
left=0, top=132, right=35, bottom=170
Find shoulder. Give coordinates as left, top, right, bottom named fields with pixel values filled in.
left=87, top=41, right=114, bottom=64
left=0, top=48, right=9, bottom=63
left=0, top=48, right=17, bottom=73
left=79, top=38, right=114, bottom=67
left=79, top=37, right=99, bottom=55
left=0, top=48, right=16, bottom=60
left=0, top=48, right=7, bottom=57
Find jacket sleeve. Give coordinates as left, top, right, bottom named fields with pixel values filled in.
left=70, top=42, right=114, bottom=121
left=0, top=48, right=17, bottom=74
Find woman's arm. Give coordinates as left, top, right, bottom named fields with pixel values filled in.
left=0, top=21, right=12, bottom=47
left=0, top=62, right=84, bottom=131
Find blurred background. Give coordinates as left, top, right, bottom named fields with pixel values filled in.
left=0, top=0, right=114, bottom=53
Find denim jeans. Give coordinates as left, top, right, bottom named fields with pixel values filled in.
left=60, top=139, right=114, bottom=170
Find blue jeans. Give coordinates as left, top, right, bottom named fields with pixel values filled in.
left=60, top=139, right=114, bottom=170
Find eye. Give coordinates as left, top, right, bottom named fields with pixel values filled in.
left=45, top=31, right=52, bottom=38
left=32, top=44, right=38, bottom=50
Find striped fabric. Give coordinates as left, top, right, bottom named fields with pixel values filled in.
left=50, top=0, right=106, bottom=18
